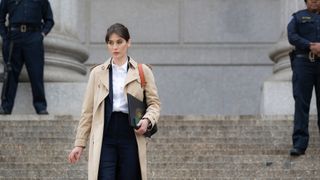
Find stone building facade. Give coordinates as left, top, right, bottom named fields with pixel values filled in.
left=2, top=0, right=307, bottom=116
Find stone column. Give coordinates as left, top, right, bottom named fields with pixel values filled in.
left=260, top=0, right=317, bottom=114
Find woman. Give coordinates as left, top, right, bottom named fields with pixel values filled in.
left=68, top=23, right=161, bottom=180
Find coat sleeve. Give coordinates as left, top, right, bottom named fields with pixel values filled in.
left=74, top=69, right=96, bottom=147
left=287, top=14, right=311, bottom=50
left=141, top=65, right=161, bottom=127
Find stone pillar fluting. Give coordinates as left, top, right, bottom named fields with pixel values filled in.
left=268, top=0, right=305, bottom=80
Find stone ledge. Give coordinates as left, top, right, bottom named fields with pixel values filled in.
left=0, top=114, right=318, bottom=121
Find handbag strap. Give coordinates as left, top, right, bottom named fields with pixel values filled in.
left=138, top=64, right=146, bottom=88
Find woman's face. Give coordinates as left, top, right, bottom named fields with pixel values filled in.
left=107, top=33, right=131, bottom=60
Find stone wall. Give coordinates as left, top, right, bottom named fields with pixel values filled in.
left=85, top=0, right=282, bottom=115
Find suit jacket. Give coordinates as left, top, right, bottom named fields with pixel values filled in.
left=74, top=57, right=161, bottom=180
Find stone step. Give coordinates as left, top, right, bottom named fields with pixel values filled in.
left=1, top=162, right=86, bottom=170
left=147, top=160, right=320, bottom=171
left=0, top=127, right=319, bottom=138
left=1, top=119, right=317, bottom=127
left=0, top=115, right=317, bottom=126
left=147, top=137, right=320, bottom=145
left=0, top=149, right=74, bottom=156
left=0, top=143, right=75, bottom=151
left=0, top=179, right=96, bottom=180
left=3, top=126, right=315, bottom=136
left=0, top=155, right=88, bottom=164
left=0, top=137, right=74, bottom=144
left=147, top=178, right=254, bottom=180
left=1, top=144, right=316, bottom=156
left=0, top=169, right=87, bottom=179
left=148, top=154, right=320, bottom=164
left=0, top=131, right=75, bottom=138
left=0, top=135, right=299, bottom=143
left=147, top=169, right=320, bottom=178
left=2, top=152, right=320, bottom=166
left=0, top=130, right=305, bottom=139
left=2, top=149, right=320, bottom=164
left=147, top=178, right=318, bottom=180
left=154, top=130, right=312, bottom=139
left=3, top=122, right=315, bottom=129
left=1, top=160, right=317, bottom=177
left=0, top=143, right=320, bottom=156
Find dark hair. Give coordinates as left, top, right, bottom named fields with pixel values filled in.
left=105, top=23, right=130, bottom=43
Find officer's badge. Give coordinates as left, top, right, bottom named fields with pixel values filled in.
left=302, top=16, right=311, bottom=20
left=301, top=16, right=312, bottom=23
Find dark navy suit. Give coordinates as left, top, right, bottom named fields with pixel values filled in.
left=287, top=9, right=320, bottom=151
left=0, top=0, right=54, bottom=113
left=98, top=64, right=141, bottom=180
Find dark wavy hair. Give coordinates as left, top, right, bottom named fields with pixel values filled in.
left=105, top=23, right=130, bottom=43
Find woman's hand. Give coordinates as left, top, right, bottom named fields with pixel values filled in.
left=135, top=119, right=149, bottom=135
left=68, top=146, right=84, bottom=164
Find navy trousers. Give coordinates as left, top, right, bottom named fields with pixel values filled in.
left=1, top=30, right=47, bottom=113
left=292, top=57, right=320, bottom=151
left=98, top=112, right=141, bottom=180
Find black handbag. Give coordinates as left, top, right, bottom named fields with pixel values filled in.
left=138, top=64, right=158, bottom=138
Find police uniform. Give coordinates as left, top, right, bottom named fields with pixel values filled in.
left=0, top=0, right=54, bottom=114
left=287, top=8, right=320, bottom=155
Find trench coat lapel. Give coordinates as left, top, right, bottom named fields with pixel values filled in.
left=124, top=59, right=139, bottom=88
left=94, top=58, right=138, bottom=112
left=94, top=59, right=111, bottom=114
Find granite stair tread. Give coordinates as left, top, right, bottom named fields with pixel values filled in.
left=1, top=115, right=320, bottom=179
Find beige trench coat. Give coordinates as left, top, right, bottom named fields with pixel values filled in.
left=74, top=58, right=161, bottom=180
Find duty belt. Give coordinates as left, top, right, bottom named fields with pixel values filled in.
left=9, top=24, right=40, bottom=32
left=296, top=52, right=320, bottom=62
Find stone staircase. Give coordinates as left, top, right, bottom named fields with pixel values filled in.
left=1, top=115, right=320, bottom=179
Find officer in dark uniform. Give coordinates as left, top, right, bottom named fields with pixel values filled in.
left=0, top=0, right=54, bottom=114
left=287, top=0, right=320, bottom=156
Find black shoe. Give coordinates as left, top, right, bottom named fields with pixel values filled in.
left=0, top=107, right=10, bottom=115
left=290, top=148, right=305, bottom=156
left=37, top=110, right=49, bottom=115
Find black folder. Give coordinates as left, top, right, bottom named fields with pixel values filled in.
left=127, top=93, right=146, bottom=128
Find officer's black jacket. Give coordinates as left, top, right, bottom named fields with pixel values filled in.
left=0, top=0, right=54, bottom=39
left=287, top=9, right=320, bottom=53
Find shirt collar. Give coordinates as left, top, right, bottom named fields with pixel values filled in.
left=112, top=59, right=128, bottom=71
left=106, top=56, right=136, bottom=70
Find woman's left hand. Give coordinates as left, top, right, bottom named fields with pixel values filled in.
left=135, top=119, right=149, bottom=135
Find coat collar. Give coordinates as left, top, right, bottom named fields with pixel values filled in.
left=97, top=57, right=139, bottom=90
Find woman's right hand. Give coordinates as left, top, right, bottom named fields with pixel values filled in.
left=68, top=146, right=84, bottom=164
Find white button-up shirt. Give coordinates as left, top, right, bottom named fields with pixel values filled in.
left=112, top=61, right=128, bottom=113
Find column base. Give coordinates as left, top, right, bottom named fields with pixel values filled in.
left=260, top=70, right=317, bottom=115
left=0, top=82, right=87, bottom=116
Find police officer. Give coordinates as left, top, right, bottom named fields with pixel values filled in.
left=0, top=0, right=54, bottom=114
left=287, top=0, right=320, bottom=156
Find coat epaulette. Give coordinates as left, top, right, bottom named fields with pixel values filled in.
left=89, top=64, right=101, bottom=71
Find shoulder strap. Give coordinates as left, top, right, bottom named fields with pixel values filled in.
left=138, top=64, right=146, bottom=88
